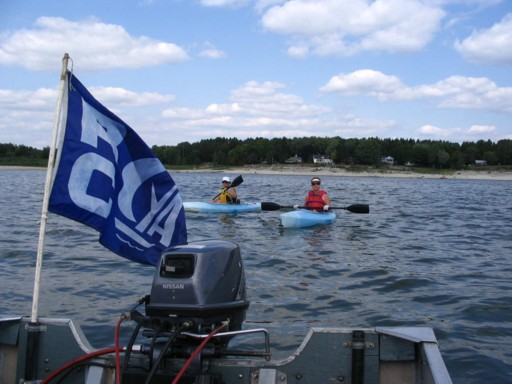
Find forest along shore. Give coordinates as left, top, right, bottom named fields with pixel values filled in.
left=1, top=165, right=511, bottom=181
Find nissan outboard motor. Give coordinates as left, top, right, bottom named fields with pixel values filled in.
left=122, top=240, right=271, bottom=384
left=145, top=239, right=250, bottom=334
left=124, top=241, right=269, bottom=383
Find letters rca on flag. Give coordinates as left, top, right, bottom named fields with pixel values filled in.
left=49, top=72, right=187, bottom=266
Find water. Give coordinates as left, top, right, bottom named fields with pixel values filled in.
left=1, top=169, right=511, bottom=383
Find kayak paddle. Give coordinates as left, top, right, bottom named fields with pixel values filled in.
left=260, top=202, right=369, bottom=214
left=212, top=175, right=243, bottom=200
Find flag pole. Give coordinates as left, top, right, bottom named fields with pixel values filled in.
left=25, top=53, right=69, bottom=381
left=30, top=52, right=69, bottom=323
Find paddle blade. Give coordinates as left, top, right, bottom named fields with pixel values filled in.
left=230, top=175, right=244, bottom=188
left=345, top=204, right=369, bottom=214
left=260, top=202, right=282, bottom=211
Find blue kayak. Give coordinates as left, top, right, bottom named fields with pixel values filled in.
left=280, top=209, right=336, bottom=228
left=183, top=201, right=262, bottom=213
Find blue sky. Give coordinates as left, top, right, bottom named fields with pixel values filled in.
left=1, top=0, right=511, bottom=149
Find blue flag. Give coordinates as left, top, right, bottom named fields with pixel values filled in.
left=49, top=72, right=187, bottom=266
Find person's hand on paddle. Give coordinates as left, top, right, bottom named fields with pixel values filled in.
left=260, top=202, right=369, bottom=213
left=323, top=205, right=330, bottom=211
left=293, top=205, right=299, bottom=209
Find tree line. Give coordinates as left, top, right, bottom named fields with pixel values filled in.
left=0, top=143, right=49, bottom=166
left=2, top=137, right=511, bottom=169
left=151, top=137, right=512, bottom=169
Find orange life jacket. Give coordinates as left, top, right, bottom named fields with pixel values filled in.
left=306, top=190, right=327, bottom=210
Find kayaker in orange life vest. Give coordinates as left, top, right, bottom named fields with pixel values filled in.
left=298, top=177, right=331, bottom=212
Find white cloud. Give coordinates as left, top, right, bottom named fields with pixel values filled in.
left=261, top=0, right=445, bottom=56
left=199, top=48, right=226, bottom=59
left=0, top=77, right=506, bottom=149
left=418, top=123, right=500, bottom=142
left=201, top=0, right=249, bottom=7
left=163, top=81, right=331, bottom=122
left=287, top=44, right=309, bottom=58
left=229, top=81, right=331, bottom=116
left=89, top=87, right=175, bottom=106
left=0, top=88, right=56, bottom=110
left=419, top=124, right=451, bottom=137
left=0, top=88, right=62, bottom=147
left=455, top=13, right=512, bottom=66
left=161, top=107, right=205, bottom=120
left=320, top=69, right=404, bottom=99
left=199, top=42, right=226, bottom=59
left=159, top=80, right=394, bottom=140
left=468, top=124, right=496, bottom=134
left=0, top=85, right=177, bottom=148
left=320, top=70, right=512, bottom=113
left=431, top=76, right=512, bottom=113
left=255, top=0, right=287, bottom=13
left=0, top=17, right=189, bottom=71
left=332, top=116, right=396, bottom=137
left=206, top=103, right=241, bottom=114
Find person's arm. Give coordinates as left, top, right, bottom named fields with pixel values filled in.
left=323, top=192, right=331, bottom=206
left=211, top=188, right=225, bottom=203
left=229, top=188, right=237, bottom=198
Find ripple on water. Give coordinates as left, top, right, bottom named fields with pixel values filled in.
left=1, top=171, right=512, bottom=383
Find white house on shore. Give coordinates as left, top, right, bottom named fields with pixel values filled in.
left=313, top=155, right=333, bottom=164
left=381, top=156, right=395, bottom=165
left=285, top=154, right=302, bottom=163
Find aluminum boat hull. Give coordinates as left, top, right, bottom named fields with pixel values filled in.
left=0, top=316, right=452, bottom=384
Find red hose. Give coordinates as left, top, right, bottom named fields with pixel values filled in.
left=115, top=315, right=125, bottom=384
left=40, top=347, right=119, bottom=384
left=171, top=323, right=228, bottom=384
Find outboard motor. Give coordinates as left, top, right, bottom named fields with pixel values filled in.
left=124, top=240, right=268, bottom=383
left=145, top=239, right=250, bottom=334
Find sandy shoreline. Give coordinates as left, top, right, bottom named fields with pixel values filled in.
left=175, top=165, right=512, bottom=181
left=2, top=165, right=511, bottom=181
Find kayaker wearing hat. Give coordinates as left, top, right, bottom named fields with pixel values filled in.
left=211, top=176, right=239, bottom=204
left=300, top=177, right=331, bottom=211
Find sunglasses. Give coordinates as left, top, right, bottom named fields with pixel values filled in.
left=311, top=181, right=320, bottom=185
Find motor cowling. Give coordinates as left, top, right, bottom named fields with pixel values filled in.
left=145, top=240, right=249, bottom=334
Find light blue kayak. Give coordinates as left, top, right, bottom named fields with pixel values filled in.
left=183, top=201, right=262, bottom=213
left=280, top=209, right=336, bottom=228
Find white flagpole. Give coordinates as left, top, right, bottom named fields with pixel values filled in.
left=30, top=53, right=70, bottom=324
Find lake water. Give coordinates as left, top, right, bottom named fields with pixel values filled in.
left=1, top=169, right=511, bottom=383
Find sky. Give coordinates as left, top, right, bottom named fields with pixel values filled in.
left=1, top=0, right=511, bottom=149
